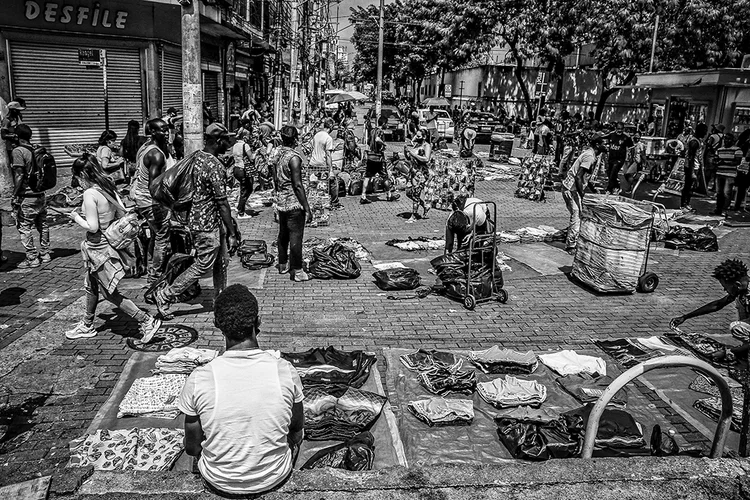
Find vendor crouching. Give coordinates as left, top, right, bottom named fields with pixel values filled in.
left=445, top=195, right=492, bottom=253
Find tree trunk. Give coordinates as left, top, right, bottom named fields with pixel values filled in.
left=553, top=58, right=565, bottom=112
left=439, top=68, right=446, bottom=97
left=506, top=36, right=534, bottom=120
left=595, top=70, right=636, bottom=121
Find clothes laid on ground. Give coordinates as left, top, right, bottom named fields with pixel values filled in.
left=407, top=397, right=474, bottom=427
left=68, top=428, right=184, bottom=471
left=118, top=374, right=187, bottom=419
left=399, top=349, right=463, bottom=373
left=153, top=347, right=218, bottom=375
left=595, top=337, right=691, bottom=368
left=495, top=414, right=578, bottom=461
left=418, top=366, right=477, bottom=396
left=468, top=346, right=538, bottom=374
left=303, top=385, right=387, bottom=441
left=272, top=237, right=372, bottom=264
left=385, top=237, right=445, bottom=251
left=477, top=376, right=547, bottom=408
left=664, top=226, right=719, bottom=252
left=281, top=347, right=376, bottom=388
left=557, top=373, right=628, bottom=406
left=538, top=350, right=606, bottom=377
left=690, top=374, right=744, bottom=432
left=308, top=242, right=362, bottom=279
left=665, top=330, right=737, bottom=368
left=494, top=406, right=560, bottom=424
left=563, top=403, right=646, bottom=450
left=300, top=432, right=375, bottom=471
left=515, top=155, right=554, bottom=202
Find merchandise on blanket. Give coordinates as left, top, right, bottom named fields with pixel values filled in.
left=153, top=347, right=218, bottom=375
left=67, top=427, right=184, bottom=471
left=144, top=253, right=201, bottom=305
left=665, top=329, right=737, bottom=368
left=243, top=189, right=274, bottom=209
left=497, top=231, right=521, bottom=243
left=495, top=414, right=578, bottom=461
left=372, top=267, right=421, bottom=291
left=237, top=239, right=275, bottom=270
left=563, top=403, right=647, bottom=451
left=664, top=226, right=719, bottom=252
left=307, top=165, right=331, bottom=227
left=495, top=406, right=560, bottom=423
left=515, top=155, right=554, bottom=202
left=300, top=431, right=375, bottom=471
left=477, top=375, right=547, bottom=408
left=690, top=374, right=744, bottom=432
left=117, top=374, right=188, bottom=419
left=385, top=237, right=445, bottom=251
left=407, top=397, right=474, bottom=427
left=418, top=366, right=477, bottom=396
left=422, top=154, right=477, bottom=210
left=430, top=251, right=503, bottom=300
left=307, top=242, right=361, bottom=279
left=331, top=237, right=372, bottom=262
left=595, top=337, right=691, bottom=368
left=281, top=346, right=377, bottom=388
left=556, top=373, right=628, bottom=406
left=538, top=350, right=606, bottom=377
left=399, top=349, right=463, bottom=373
left=303, top=385, right=387, bottom=441
left=468, top=346, right=538, bottom=375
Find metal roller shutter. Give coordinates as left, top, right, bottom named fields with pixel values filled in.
left=203, top=72, right=219, bottom=120
left=161, top=50, right=183, bottom=113
left=9, top=41, right=105, bottom=165
left=105, top=48, right=144, bottom=137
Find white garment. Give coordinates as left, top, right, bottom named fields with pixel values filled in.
left=538, top=350, right=606, bottom=377
left=310, top=130, right=334, bottom=168
left=231, top=140, right=252, bottom=171
left=477, top=376, right=547, bottom=408
left=177, top=349, right=304, bottom=495
left=463, top=197, right=487, bottom=227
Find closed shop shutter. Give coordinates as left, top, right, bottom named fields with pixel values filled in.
left=105, top=48, right=144, bottom=136
left=161, top=50, right=183, bottom=113
left=203, top=72, right=219, bottom=120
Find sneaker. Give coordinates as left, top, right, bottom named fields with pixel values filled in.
left=292, top=270, right=311, bottom=282
left=331, top=203, right=345, bottom=211
left=154, top=288, right=173, bottom=317
left=138, top=316, right=162, bottom=344
left=65, top=321, right=97, bottom=340
left=359, top=198, right=372, bottom=205
left=40, top=253, right=51, bottom=263
left=683, top=205, right=694, bottom=212
left=237, top=213, right=254, bottom=220
left=17, top=258, right=41, bottom=269
left=277, top=262, right=290, bottom=275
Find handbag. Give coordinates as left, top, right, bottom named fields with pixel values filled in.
left=237, top=239, right=275, bottom=270
left=97, top=188, right=142, bottom=250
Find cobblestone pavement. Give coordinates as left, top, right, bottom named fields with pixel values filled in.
left=0, top=140, right=746, bottom=488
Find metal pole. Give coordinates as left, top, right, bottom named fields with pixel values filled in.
left=459, top=80, right=464, bottom=108
left=289, top=0, right=299, bottom=123
left=649, top=14, right=660, bottom=73
left=273, top=0, right=283, bottom=129
left=375, top=0, right=384, bottom=122
left=181, top=0, right=203, bottom=154
left=102, top=49, right=109, bottom=131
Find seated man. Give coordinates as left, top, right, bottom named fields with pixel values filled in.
left=670, top=259, right=750, bottom=362
left=178, top=284, right=304, bottom=496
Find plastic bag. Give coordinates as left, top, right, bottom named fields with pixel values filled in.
left=664, top=226, right=718, bottom=252
left=238, top=239, right=275, bottom=270
left=495, top=418, right=578, bottom=461
left=150, top=151, right=199, bottom=212
left=372, top=268, right=420, bottom=291
left=308, top=242, right=361, bottom=279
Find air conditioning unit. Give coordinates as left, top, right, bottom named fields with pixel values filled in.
left=741, top=54, right=750, bottom=70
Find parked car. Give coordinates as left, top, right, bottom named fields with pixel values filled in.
left=417, top=108, right=455, bottom=142
left=370, top=105, right=406, bottom=142
left=466, top=112, right=503, bottom=142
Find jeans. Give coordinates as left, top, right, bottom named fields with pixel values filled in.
left=562, top=189, right=581, bottom=250
left=237, top=176, right=254, bottom=215
left=84, top=271, right=148, bottom=326
left=733, top=172, right=749, bottom=210
left=136, top=205, right=171, bottom=277
left=704, top=155, right=717, bottom=189
left=606, top=159, right=624, bottom=192
left=714, top=175, right=735, bottom=214
left=681, top=166, right=694, bottom=207
left=277, top=209, right=305, bottom=271
left=329, top=171, right=351, bottom=205
left=558, top=145, right=574, bottom=178
left=166, top=227, right=227, bottom=301
left=16, top=195, right=50, bottom=260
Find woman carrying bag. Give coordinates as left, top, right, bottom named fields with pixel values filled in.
left=64, top=153, right=161, bottom=342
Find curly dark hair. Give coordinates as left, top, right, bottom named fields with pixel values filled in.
left=712, top=259, right=748, bottom=283
left=214, top=284, right=259, bottom=341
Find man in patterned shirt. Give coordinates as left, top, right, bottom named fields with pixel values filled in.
left=155, top=124, right=238, bottom=314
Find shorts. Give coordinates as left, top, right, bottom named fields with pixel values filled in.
left=365, top=154, right=385, bottom=178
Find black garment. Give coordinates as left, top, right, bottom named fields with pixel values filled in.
left=734, top=171, right=749, bottom=210
left=563, top=403, right=646, bottom=451
left=237, top=176, right=254, bottom=215
left=277, top=208, right=305, bottom=271
left=681, top=162, right=694, bottom=207
left=300, top=432, right=374, bottom=471
left=399, top=349, right=461, bottom=372
left=556, top=373, right=628, bottom=406
left=303, top=385, right=387, bottom=441
left=496, top=415, right=578, bottom=461
left=281, top=346, right=377, bottom=388
left=418, top=366, right=477, bottom=396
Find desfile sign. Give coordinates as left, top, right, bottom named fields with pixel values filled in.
left=24, top=1, right=129, bottom=29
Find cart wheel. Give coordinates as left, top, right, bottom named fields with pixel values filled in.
left=463, top=294, right=476, bottom=310
left=637, top=272, right=659, bottom=293
left=497, top=289, right=509, bottom=304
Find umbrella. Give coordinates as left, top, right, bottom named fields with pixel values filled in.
left=422, top=97, right=450, bottom=107
left=325, top=89, right=347, bottom=96
left=347, top=90, right=369, bottom=101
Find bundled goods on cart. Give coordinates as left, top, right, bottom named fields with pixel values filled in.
left=515, top=155, right=555, bottom=201
left=431, top=250, right=503, bottom=301
left=572, top=195, right=663, bottom=294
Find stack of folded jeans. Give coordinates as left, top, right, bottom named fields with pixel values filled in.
left=303, top=385, right=387, bottom=441
left=400, top=349, right=463, bottom=373
left=418, top=366, right=476, bottom=396
left=300, top=432, right=375, bottom=471
left=282, top=347, right=377, bottom=388
left=538, top=350, right=606, bottom=377
left=477, top=376, right=547, bottom=408
left=556, top=373, right=628, bottom=406
left=407, top=397, right=474, bottom=426
left=469, top=346, right=538, bottom=374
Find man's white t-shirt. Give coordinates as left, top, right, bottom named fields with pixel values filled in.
left=562, top=147, right=596, bottom=191
left=310, top=130, right=334, bottom=168
left=178, top=349, right=304, bottom=495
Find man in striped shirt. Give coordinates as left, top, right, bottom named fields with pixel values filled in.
left=713, top=134, right=745, bottom=216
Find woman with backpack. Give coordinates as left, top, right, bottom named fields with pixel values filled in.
left=64, top=153, right=162, bottom=342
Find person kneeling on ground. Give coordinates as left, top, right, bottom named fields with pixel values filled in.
left=670, top=259, right=750, bottom=363
left=178, top=284, right=304, bottom=497
left=445, top=195, right=492, bottom=253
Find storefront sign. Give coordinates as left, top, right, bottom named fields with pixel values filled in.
left=77, top=48, right=102, bottom=66
left=24, top=1, right=128, bottom=29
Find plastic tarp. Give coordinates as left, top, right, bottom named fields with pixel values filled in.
left=573, top=195, right=653, bottom=293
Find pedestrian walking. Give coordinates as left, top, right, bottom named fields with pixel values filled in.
left=232, top=128, right=256, bottom=219
left=64, top=153, right=161, bottom=342
left=119, top=120, right=146, bottom=183
left=562, top=133, right=603, bottom=254
left=704, top=124, right=725, bottom=192
left=623, top=133, right=645, bottom=194
left=309, top=118, right=341, bottom=210
left=604, top=122, right=633, bottom=194
left=404, top=131, right=432, bottom=222
left=713, top=133, right=744, bottom=216
left=96, top=130, right=124, bottom=182
left=682, top=123, right=708, bottom=212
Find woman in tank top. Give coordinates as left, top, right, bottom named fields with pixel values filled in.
left=64, top=153, right=162, bottom=343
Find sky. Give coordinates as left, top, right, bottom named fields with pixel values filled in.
left=333, top=0, right=389, bottom=63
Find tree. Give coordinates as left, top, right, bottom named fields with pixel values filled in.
left=349, top=4, right=403, bottom=86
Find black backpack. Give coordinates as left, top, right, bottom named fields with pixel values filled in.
left=22, top=144, right=57, bottom=192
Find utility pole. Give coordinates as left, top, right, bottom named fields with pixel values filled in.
left=181, top=0, right=203, bottom=154
left=375, top=0, right=384, bottom=122
left=273, top=0, right=283, bottom=129
left=289, top=0, right=299, bottom=123
left=649, top=14, right=660, bottom=73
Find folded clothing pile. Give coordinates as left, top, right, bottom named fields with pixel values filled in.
left=282, top=346, right=377, bottom=389
left=153, top=347, right=218, bottom=375
left=556, top=373, right=628, bottom=406
left=118, top=374, right=187, bottom=419
left=386, top=237, right=445, bottom=251
left=273, top=237, right=372, bottom=264
left=539, top=350, right=606, bottom=377
left=300, top=432, right=375, bottom=471
left=477, top=376, right=547, bottom=408
left=563, top=403, right=646, bottom=451
left=303, top=385, right=387, bottom=441
left=418, top=366, right=477, bottom=396
left=469, top=346, right=538, bottom=374
left=68, top=427, right=184, bottom=471
left=400, top=349, right=463, bottom=373
left=407, top=397, right=474, bottom=427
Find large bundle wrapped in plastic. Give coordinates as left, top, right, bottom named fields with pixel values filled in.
left=572, top=195, right=653, bottom=293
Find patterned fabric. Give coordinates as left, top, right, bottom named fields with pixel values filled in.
left=303, top=386, right=387, bottom=441
left=118, top=374, right=188, bottom=419
left=477, top=376, right=547, bottom=408
left=422, top=155, right=477, bottom=209
left=469, top=346, right=538, bottom=375
left=690, top=374, right=744, bottom=431
left=68, top=428, right=184, bottom=471
left=188, top=151, right=228, bottom=233
left=418, top=366, right=476, bottom=396
left=274, top=146, right=308, bottom=212
left=399, top=349, right=462, bottom=373
left=300, top=432, right=374, bottom=471
left=407, top=397, right=474, bottom=426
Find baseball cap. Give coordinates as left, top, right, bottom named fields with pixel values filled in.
left=7, top=101, right=26, bottom=111
left=205, top=123, right=229, bottom=140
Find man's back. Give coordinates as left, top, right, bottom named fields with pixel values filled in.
left=310, top=130, right=332, bottom=167
left=11, top=144, right=34, bottom=195
left=178, top=349, right=303, bottom=494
